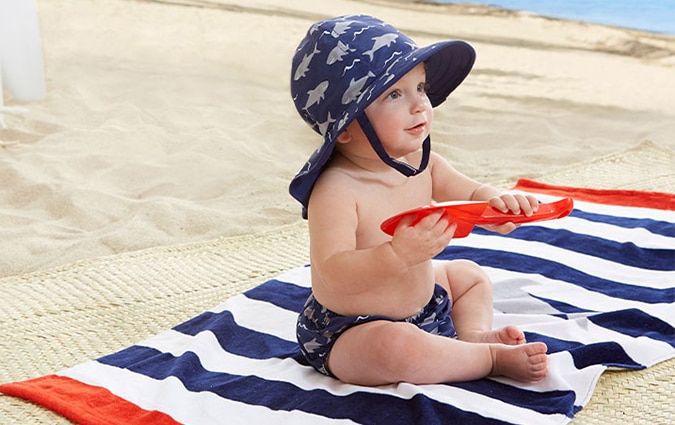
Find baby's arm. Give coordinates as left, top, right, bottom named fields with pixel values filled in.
left=429, top=153, right=538, bottom=234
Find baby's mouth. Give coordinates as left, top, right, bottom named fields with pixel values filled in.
left=406, top=122, right=427, bottom=132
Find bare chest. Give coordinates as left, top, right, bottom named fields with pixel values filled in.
left=353, top=173, right=432, bottom=247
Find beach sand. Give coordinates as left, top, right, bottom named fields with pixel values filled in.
left=1, top=0, right=673, bottom=278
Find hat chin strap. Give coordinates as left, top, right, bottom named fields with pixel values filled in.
left=356, top=114, right=430, bottom=177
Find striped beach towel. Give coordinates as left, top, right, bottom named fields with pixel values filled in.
left=1, top=180, right=673, bottom=425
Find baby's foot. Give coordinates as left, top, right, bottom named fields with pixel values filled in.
left=462, top=326, right=526, bottom=345
left=489, top=342, right=548, bottom=382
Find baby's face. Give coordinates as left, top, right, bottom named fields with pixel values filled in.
left=365, top=63, right=433, bottom=159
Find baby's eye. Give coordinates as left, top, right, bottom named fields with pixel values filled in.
left=417, top=82, right=428, bottom=93
left=387, top=90, right=401, bottom=100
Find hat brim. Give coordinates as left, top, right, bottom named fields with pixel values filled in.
left=290, top=40, right=476, bottom=218
left=424, top=41, right=477, bottom=107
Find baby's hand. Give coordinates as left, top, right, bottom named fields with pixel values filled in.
left=390, top=211, right=456, bottom=266
left=484, top=193, right=539, bottom=234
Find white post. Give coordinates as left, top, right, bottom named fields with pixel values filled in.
left=0, top=0, right=47, bottom=130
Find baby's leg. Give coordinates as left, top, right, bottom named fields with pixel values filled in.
left=328, top=320, right=492, bottom=385
left=435, top=260, right=524, bottom=345
left=327, top=320, right=547, bottom=386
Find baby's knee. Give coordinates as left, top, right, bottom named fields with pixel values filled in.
left=371, top=323, right=427, bottom=379
left=455, top=259, right=486, bottom=274
left=438, top=259, right=492, bottom=298
left=446, top=259, right=490, bottom=284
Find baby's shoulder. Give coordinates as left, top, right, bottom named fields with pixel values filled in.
left=316, top=161, right=361, bottom=186
left=311, top=166, right=357, bottom=201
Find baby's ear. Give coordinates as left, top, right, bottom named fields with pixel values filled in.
left=336, top=120, right=363, bottom=144
left=335, top=129, right=352, bottom=144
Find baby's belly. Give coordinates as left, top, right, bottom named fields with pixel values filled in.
left=312, top=270, right=437, bottom=319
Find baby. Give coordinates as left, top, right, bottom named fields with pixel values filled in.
left=290, top=15, right=548, bottom=386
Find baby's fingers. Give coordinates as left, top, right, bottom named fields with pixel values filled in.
left=503, top=195, right=525, bottom=215
left=416, top=210, right=448, bottom=230
left=485, top=222, right=519, bottom=235
left=488, top=196, right=509, bottom=213
left=514, top=194, right=539, bottom=216
left=491, top=194, right=539, bottom=216
left=393, top=213, right=417, bottom=234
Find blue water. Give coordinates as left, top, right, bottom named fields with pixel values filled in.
left=435, top=0, right=675, bottom=35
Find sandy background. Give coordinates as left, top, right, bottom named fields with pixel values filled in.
left=1, top=0, right=673, bottom=278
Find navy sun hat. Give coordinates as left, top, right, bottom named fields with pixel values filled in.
left=290, top=15, right=476, bottom=218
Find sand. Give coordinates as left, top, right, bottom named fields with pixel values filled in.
left=0, top=0, right=673, bottom=278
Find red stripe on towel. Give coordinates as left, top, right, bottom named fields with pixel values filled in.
left=0, top=375, right=180, bottom=425
left=513, top=179, right=675, bottom=211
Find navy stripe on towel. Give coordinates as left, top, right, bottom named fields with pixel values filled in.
left=99, top=346, right=514, bottom=425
